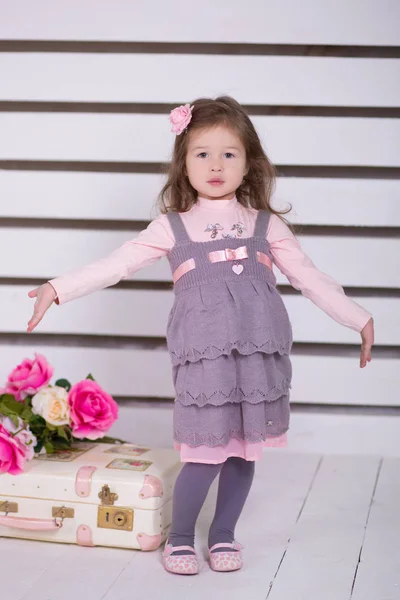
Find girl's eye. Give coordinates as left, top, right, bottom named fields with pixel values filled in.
left=196, top=152, right=235, bottom=158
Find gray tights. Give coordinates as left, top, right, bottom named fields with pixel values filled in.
left=167, top=457, right=255, bottom=555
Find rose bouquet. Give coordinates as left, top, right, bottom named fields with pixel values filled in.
left=0, top=353, right=125, bottom=475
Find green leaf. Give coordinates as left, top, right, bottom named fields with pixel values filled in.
left=46, top=422, right=56, bottom=432
left=0, top=404, right=19, bottom=420
left=28, top=414, right=47, bottom=437
left=0, top=404, right=9, bottom=415
left=21, top=407, right=33, bottom=421
left=95, top=435, right=129, bottom=444
left=57, top=427, right=69, bottom=440
left=86, top=373, right=95, bottom=381
left=0, top=403, right=12, bottom=415
left=31, top=413, right=46, bottom=424
left=34, top=439, right=44, bottom=454
left=0, top=395, right=24, bottom=415
left=55, top=379, right=71, bottom=392
left=52, top=437, right=70, bottom=450
left=1, top=393, right=19, bottom=404
left=43, top=441, right=55, bottom=454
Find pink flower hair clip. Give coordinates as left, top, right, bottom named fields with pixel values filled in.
left=169, top=103, right=194, bottom=135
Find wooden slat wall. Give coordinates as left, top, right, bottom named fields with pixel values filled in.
left=1, top=54, right=399, bottom=106
left=1, top=114, right=399, bottom=166
left=0, top=0, right=399, bottom=408
left=1, top=0, right=399, bottom=45
left=1, top=172, right=399, bottom=226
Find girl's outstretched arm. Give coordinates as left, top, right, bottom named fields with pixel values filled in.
left=27, top=214, right=174, bottom=332
left=267, top=215, right=374, bottom=367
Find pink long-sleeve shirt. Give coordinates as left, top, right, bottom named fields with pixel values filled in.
left=49, top=195, right=371, bottom=333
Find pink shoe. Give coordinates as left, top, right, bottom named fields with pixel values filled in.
left=208, top=541, right=244, bottom=572
left=162, top=540, right=199, bottom=575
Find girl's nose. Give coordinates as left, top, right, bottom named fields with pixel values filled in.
left=211, top=164, right=223, bottom=172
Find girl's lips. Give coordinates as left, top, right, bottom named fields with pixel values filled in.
left=207, top=180, right=224, bottom=185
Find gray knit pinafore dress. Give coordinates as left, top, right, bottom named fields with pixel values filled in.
left=166, top=209, right=293, bottom=449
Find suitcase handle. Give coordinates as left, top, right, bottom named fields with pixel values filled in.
left=0, top=515, right=63, bottom=531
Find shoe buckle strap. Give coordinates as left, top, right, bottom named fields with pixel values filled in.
left=164, top=543, right=196, bottom=556
left=209, top=541, right=243, bottom=552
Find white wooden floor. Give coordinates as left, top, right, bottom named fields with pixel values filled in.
left=1, top=408, right=399, bottom=600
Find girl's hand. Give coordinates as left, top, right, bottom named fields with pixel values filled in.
left=360, top=317, right=374, bottom=368
left=27, top=283, right=57, bottom=333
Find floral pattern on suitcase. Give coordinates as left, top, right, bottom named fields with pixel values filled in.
left=103, top=444, right=150, bottom=457
left=35, top=443, right=97, bottom=462
left=105, top=458, right=153, bottom=471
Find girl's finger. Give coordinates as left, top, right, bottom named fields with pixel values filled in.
left=360, top=348, right=372, bottom=368
left=27, top=301, right=44, bottom=332
left=27, top=314, right=38, bottom=330
left=360, top=347, right=366, bottom=368
left=28, top=288, right=39, bottom=298
left=27, top=313, right=42, bottom=333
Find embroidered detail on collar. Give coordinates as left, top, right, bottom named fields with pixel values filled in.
left=231, top=222, right=246, bottom=236
left=205, top=223, right=224, bottom=239
left=204, top=222, right=246, bottom=240
left=222, top=222, right=246, bottom=239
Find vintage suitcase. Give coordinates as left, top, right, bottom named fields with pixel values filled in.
left=0, top=442, right=182, bottom=550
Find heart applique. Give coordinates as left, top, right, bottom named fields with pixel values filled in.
left=232, top=264, right=244, bottom=275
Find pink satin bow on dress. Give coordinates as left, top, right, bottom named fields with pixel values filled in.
left=208, top=246, right=248, bottom=263
left=172, top=246, right=273, bottom=284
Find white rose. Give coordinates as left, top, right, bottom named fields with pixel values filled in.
left=32, top=386, right=70, bottom=426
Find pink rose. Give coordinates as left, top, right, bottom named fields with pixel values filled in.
left=169, top=103, right=194, bottom=135
left=1, top=416, right=37, bottom=462
left=2, top=353, right=53, bottom=402
left=0, top=423, right=31, bottom=475
left=68, top=380, right=118, bottom=440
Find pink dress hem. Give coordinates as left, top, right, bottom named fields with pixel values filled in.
left=174, top=433, right=288, bottom=464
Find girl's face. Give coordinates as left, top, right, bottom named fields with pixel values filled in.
left=185, top=125, right=247, bottom=201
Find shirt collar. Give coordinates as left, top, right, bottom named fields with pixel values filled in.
left=196, top=195, right=238, bottom=211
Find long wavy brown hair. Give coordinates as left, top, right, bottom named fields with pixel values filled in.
left=158, top=96, right=291, bottom=222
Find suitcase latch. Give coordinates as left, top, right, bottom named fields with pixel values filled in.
left=98, top=484, right=118, bottom=505
left=0, top=501, right=18, bottom=514
left=52, top=506, right=75, bottom=520
left=97, top=485, right=133, bottom=531
left=97, top=506, right=133, bottom=531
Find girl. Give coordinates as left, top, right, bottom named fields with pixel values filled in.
left=27, top=96, right=374, bottom=576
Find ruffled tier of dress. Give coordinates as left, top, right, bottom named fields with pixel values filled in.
left=167, top=278, right=293, bottom=366
left=173, top=350, right=292, bottom=407
left=173, top=392, right=290, bottom=448
left=172, top=341, right=292, bottom=462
